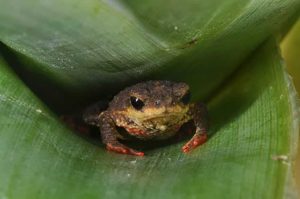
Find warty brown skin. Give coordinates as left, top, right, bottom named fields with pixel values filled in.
left=83, top=80, right=208, bottom=156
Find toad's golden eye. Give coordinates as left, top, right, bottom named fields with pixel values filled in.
left=181, top=91, right=191, bottom=105
left=130, top=96, right=144, bottom=110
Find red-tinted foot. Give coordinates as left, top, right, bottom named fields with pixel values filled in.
left=182, top=133, right=207, bottom=153
left=106, top=143, right=144, bottom=156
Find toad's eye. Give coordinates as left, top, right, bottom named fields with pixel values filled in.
left=181, top=92, right=191, bottom=105
left=130, top=96, right=144, bottom=110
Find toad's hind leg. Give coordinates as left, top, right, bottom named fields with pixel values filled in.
left=182, top=102, right=208, bottom=153
left=99, top=111, right=144, bottom=156
left=83, top=101, right=108, bottom=126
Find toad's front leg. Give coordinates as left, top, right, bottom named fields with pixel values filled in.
left=182, top=102, right=208, bottom=153
left=99, top=111, right=144, bottom=156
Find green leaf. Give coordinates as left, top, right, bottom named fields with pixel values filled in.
left=281, top=19, right=300, bottom=194
left=0, top=40, right=298, bottom=198
left=282, top=20, right=300, bottom=92
left=0, top=0, right=300, bottom=110
left=0, top=0, right=300, bottom=198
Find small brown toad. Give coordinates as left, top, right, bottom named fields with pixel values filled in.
left=83, top=80, right=208, bottom=156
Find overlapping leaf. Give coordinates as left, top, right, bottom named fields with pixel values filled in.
left=0, top=0, right=300, bottom=198
left=0, top=0, right=299, bottom=109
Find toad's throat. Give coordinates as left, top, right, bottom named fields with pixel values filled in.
left=123, top=116, right=191, bottom=139
left=124, top=124, right=182, bottom=139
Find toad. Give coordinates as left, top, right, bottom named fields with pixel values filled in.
left=83, top=80, right=208, bottom=156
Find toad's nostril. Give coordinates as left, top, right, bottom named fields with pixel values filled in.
left=155, top=100, right=161, bottom=106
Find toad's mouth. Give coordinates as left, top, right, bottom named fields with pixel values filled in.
left=129, top=113, right=191, bottom=133
left=126, top=106, right=190, bottom=120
